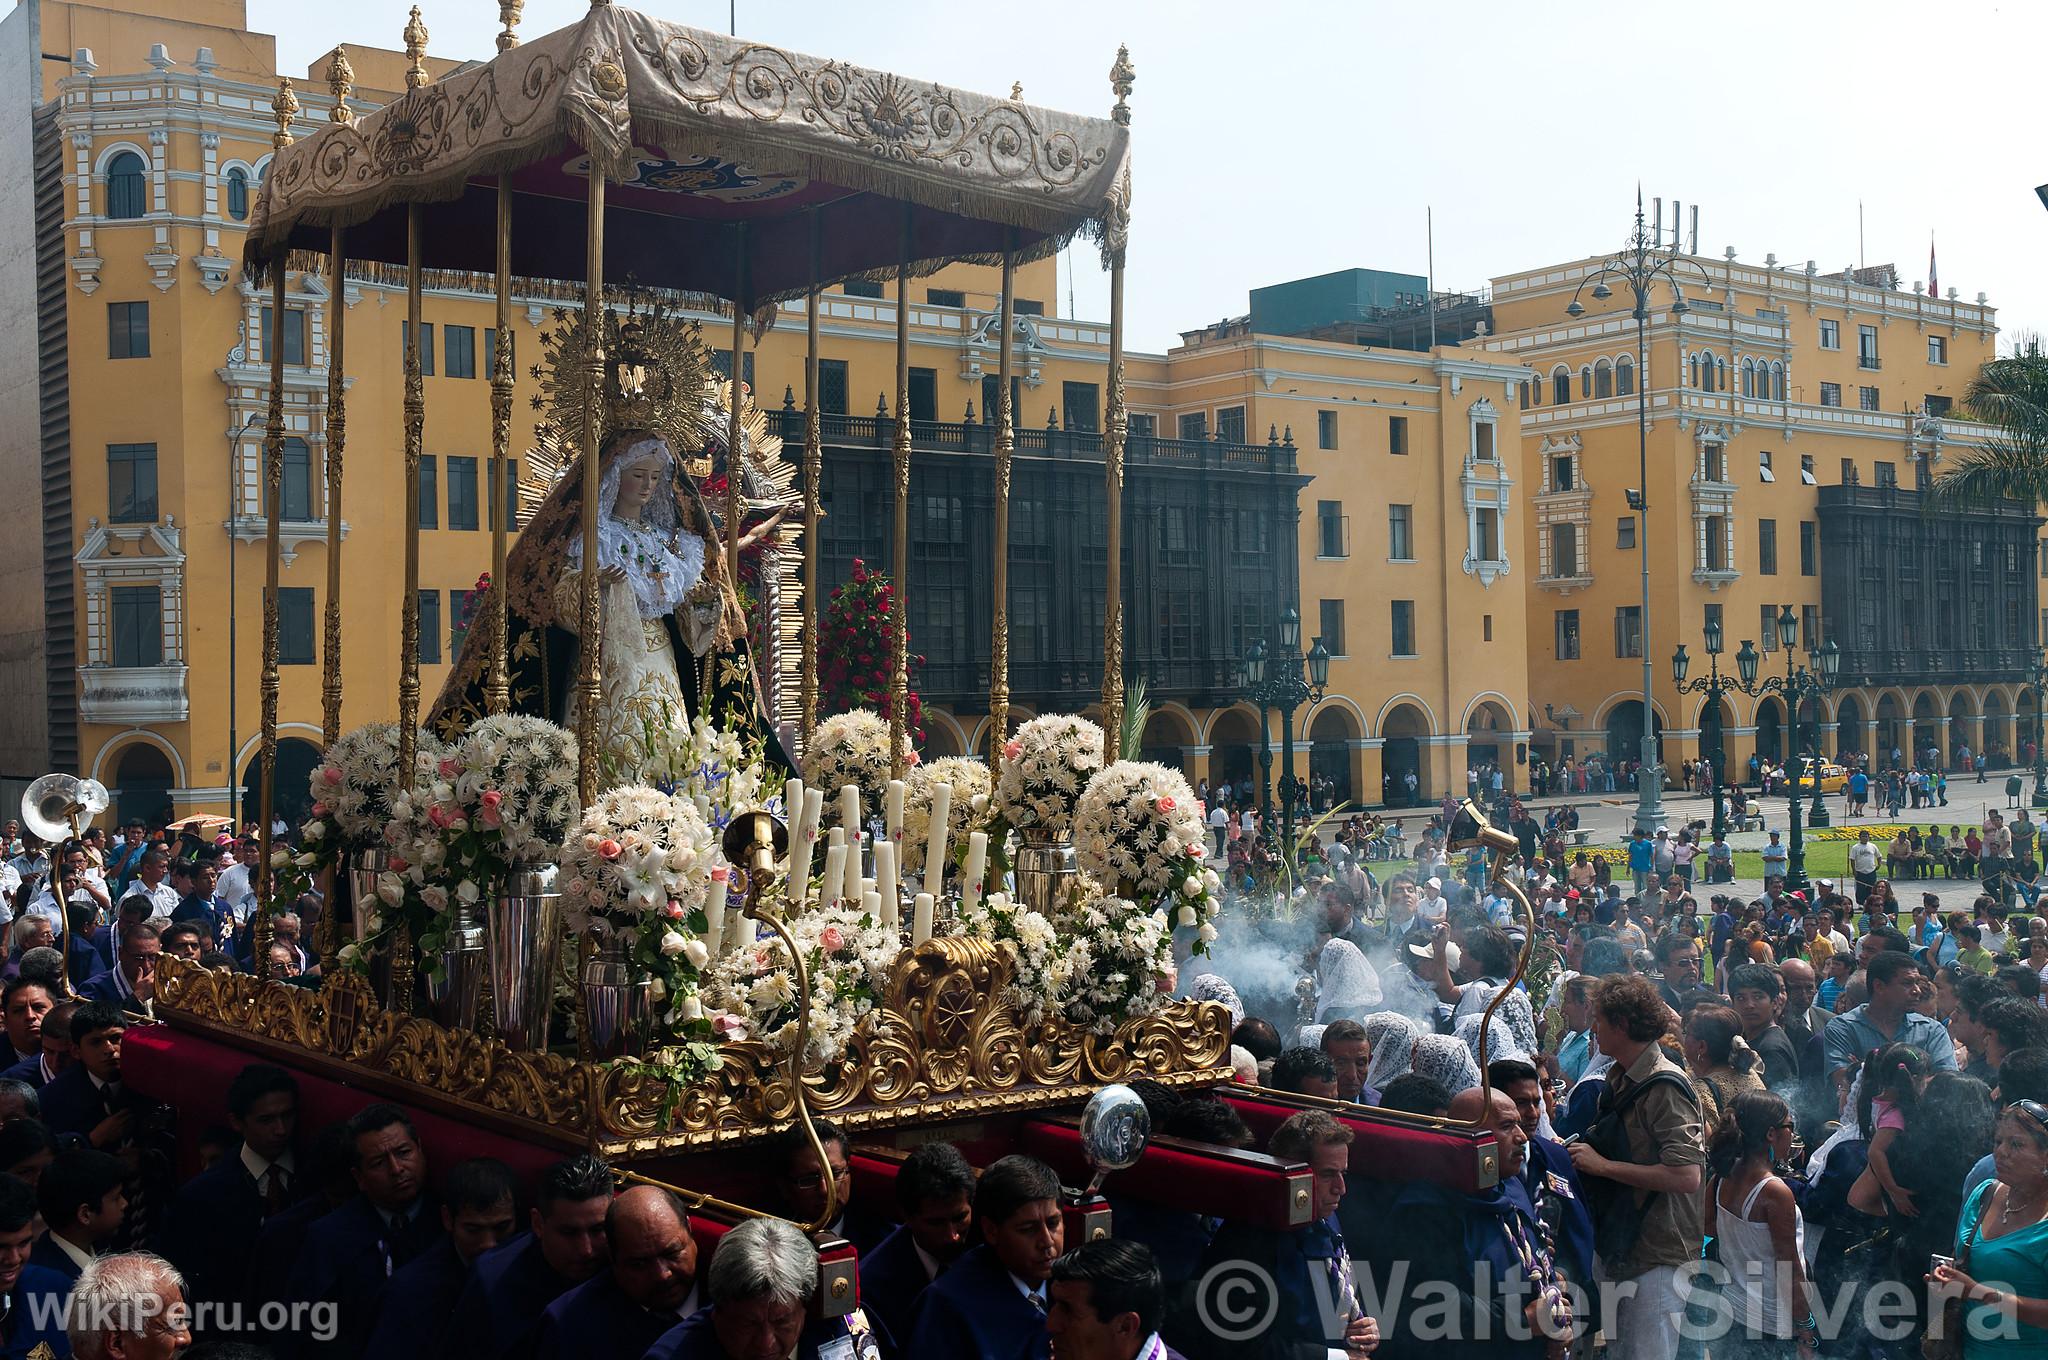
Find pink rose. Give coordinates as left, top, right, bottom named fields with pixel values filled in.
left=480, top=789, right=504, bottom=810
left=388, top=855, right=410, bottom=873
left=710, top=866, right=729, bottom=883
left=427, top=806, right=452, bottom=829
left=478, top=806, right=503, bottom=830
left=663, top=900, right=685, bottom=920
left=712, top=1014, right=748, bottom=1038
left=438, top=757, right=461, bottom=778
left=1004, top=739, right=1023, bottom=761
left=311, top=802, right=329, bottom=817
left=819, top=926, right=846, bottom=953
left=1156, top=796, right=1177, bottom=813
left=597, top=839, right=622, bottom=861
left=320, top=766, right=344, bottom=786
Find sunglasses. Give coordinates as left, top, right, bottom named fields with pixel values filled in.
left=2010, top=1100, right=2048, bottom=1136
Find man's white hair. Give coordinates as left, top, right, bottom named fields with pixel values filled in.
left=707, top=1217, right=817, bottom=1308
left=67, top=1251, right=184, bottom=1360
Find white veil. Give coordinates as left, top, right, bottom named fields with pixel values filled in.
left=567, top=436, right=704, bottom=621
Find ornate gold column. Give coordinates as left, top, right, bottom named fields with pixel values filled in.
left=726, top=225, right=747, bottom=605
left=254, top=79, right=299, bottom=985
left=320, top=54, right=352, bottom=750
left=576, top=138, right=605, bottom=806
left=799, top=213, right=821, bottom=744
left=989, top=243, right=1015, bottom=764
left=1099, top=46, right=1135, bottom=748
left=487, top=173, right=514, bottom=714
left=396, top=6, right=429, bottom=785
left=890, top=209, right=912, bottom=779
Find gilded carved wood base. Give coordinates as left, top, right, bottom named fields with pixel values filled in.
left=156, top=937, right=1230, bottom=1158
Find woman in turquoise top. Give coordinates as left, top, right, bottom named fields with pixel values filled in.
left=1930, top=1101, right=2048, bottom=1358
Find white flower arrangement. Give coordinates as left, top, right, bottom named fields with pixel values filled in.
left=441, top=715, right=580, bottom=871
left=310, top=723, right=448, bottom=853
left=959, top=891, right=1076, bottom=1027
left=1056, top=890, right=1175, bottom=1035
left=802, top=709, right=909, bottom=819
left=700, top=905, right=899, bottom=1072
left=902, top=756, right=994, bottom=878
left=558, top=787, right=717, bottom=935
left=995, top=714, right=1106, bottom=839
left=637, top=708, right=775, bottom=837
left=1074, top=761, right=1224, bottom=956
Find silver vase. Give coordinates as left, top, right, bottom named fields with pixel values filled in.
left=489, top=868, right=562, bottom=1051
left=581, top=932, right=654, bottom=1060
left=421, top=898, right=486, bottom=1030
left=1014, top=829, right=1078, bottom=918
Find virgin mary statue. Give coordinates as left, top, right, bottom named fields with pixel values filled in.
left=431, top=306, right=787, bottom=785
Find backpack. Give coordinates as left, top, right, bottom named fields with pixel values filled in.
left=1580, top=1067, right=1699, bottom=1265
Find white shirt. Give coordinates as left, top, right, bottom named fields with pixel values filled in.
left=1849, top=843, right=1880, bottom=875
left=47, top=1233, right=93, bottom=1276
left=120, top=879, right=180, bottom=923
left=1006, top=1271, right=1047, bottom=1311
left=911, top=1238, right=942, bottom=1283
left=217, top=863, right=258, bottom=921
left=240, top=1144, right=296, bottom=1190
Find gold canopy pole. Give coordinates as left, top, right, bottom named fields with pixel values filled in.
left=889, top=206, right=911, bottom=780
left=989, top=240, right=1016, bottom=764
left=726, top=225, right=747, bottom=614
left=799, top=214, right=821, bottom=743
left=1099, top=46, right=1135, bottom=748
left=487, top=172, right=514, bottom=714
left=576, top=150, right=605, bottom=804
left=254, top=79, right=299, bottom=986
left=318, top=55, right=354, bottom=982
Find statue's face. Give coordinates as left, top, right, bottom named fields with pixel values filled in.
left=616, top=457, right=664, bottom=518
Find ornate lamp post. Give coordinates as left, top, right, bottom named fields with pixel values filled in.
left=2027, top=649, right=2048, bottom=809
left=1671, top=614, right=1734, bottom=844
left=1566, top=194, right=1711, bottom=837
left=1242, top=606, right=1331, bottom=863
left=1730, top=608, right=1838, bottom=894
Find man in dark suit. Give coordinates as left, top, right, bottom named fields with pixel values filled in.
left=0, top=1000, right=74, bottom=1091
left=857, top=1141, right=975, bottom=1351
left=0, top=1173, right=69, bottom=1357
left=1486, top=1059, right=1593, bottom=1294
left=0, top=979, right=50, bottom=1073
left=77, top=920, right=160, bottom=1017
left=534, top=1185, right=701, bottom=1360
left=247, top=1121, right=359, bottom=1316
left=284, top=1102, right=441, bottom=1358
left=364, top=1157, right=520, bottom=1360
left=905, top=1154, right=1065, bottom=1360
left=447, top=1153, right=614, bottom=1360
left=643, top=1216, right=880, bottom=1360
left=1175, top=1110, right=1379, bottom=1360
left=161, top=1062, right=302, bottom=1320
left=29, top=1146, right=126, bottom=1284
left=38, top=1001, right=136, bottom=1149
left=1046, top=1240, right=1190, bottom=1360
left=766, top=1118, right=887, bottom=1254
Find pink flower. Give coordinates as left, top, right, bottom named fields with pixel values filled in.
left=438, top=757, right=461, bottom=779
left=597, top=838, right=622, bottom=861
left=663, top=900, right=685, bottom=920
left=427, top=806, right=452, bottom=829
left=1156, top=796, right=1177, bottom=813
left=478, top=806, right=503, bottom=830
left=311, top=802, right=329, bottom=817
left=819, top=926, right=846, bottom=953
left=711, top=1014, right=748, bottom=1038
left=388, top=855, right=410, bottom=873
left=320, top=766, right=344, bottom=786
left=1004, top=740, right=1023, bottom=761
left=479, top=789, right=504, bottom=810
left=710, top=866, right=729, bottom=883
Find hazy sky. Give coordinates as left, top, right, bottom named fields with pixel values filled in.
left=254, top=0, right=2048, bottom=357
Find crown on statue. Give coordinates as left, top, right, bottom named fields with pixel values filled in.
left=529, top=295, right=712, bottom=457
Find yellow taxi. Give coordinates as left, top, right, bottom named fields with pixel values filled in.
left=1797, top=756, right=1848, bottom=793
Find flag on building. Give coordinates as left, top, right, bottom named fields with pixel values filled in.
left=1929, top=238, right=1939, bottom=298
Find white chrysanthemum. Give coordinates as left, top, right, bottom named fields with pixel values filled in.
left=902, top=757, right=995, bottom=877
left=994, top=715, right=1105, bottom=838
left=803, top=709, right=904, bottom=816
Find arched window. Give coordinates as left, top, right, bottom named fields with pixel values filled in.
left=1594, top=360, right=1614, bottom=399
left=1742, top=358, right=1756, bottom=397
left=226, top=167, right=249, bottom=222
left=1616, top=355, right=1635, bottom=395
left=1773, top=362, right=1787, bottom=401
left=1552, top=366, right=1570, bottom=405
left=1580, top=365, right=1593, bottom=400
left=1689, top=353, right=1701, bottom=389
left=105, top=151, right=145, bottom=220
left=1715, top=357, right=1727, bottom=392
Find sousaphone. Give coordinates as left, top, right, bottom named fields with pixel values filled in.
left=19, top=773, right=109, bottom=998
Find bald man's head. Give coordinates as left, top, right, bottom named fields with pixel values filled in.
left=1448, top=1086, right=1528, bottom=1179
left=605, top=1185, right=699, bottom=1313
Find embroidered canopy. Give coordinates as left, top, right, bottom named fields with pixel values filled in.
left=243, top=5, right=1133, bottom=308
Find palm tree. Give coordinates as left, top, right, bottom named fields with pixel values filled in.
left=1928, top=348, right=2048, bottom=506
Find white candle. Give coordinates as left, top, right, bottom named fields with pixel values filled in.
left=844, top=833, right=865, bottom=906
left=861, top=889, right=883, bottom=924
left=961, top=830, right=988, bottom=914
left=705, top=866, right=729, bottom=952
left=912, top=891, right=934, bottom=946
left=873, top=840, right=899, bottom=926
left=884, top=779, right=905, bottom=844
left=821, top=830, right=847, bottom=906
left=922, top=782, right=953, bottom=899
left=859, top=875, right=875, bottom=902
left=788, top=787, right=824, bottom=898
left=783, top=776, right=805, bottom=833
left=839, top=784, right=861, bottom=839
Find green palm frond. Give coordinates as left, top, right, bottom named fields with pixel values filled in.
left=1120, top=679, right=1150, bottom=762
left=1927, top=437, right=2048, bottom=509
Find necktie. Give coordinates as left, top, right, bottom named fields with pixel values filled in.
left=1027, top=1289, right=1047, bottom=1316
left=264, top=1166, right=290, bottom=1216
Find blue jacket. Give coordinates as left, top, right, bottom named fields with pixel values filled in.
left=856, top=1222, right=934, bottom=1353
left=365, top=1237, right=471, bottom=1360
left=74, top=969, right=143, bottom=1016
left=38, top=1065, right=130, bottom=1144
left=1374, top=1177, right=1551, bottom=1360
left=1180, top=1215, right=1350, bottom=1360
left=284, top=1194, right=442, bottom=1358
left=26, top=1236, right=83, bottom=1284
left=642, top=1308, right=880, bottom=1360
left=2, top=1262, right=75, bottom=1358
left=1523, top=1135, right=1594, bottom=1284
left=533, top=1269, right=696, bottom=1360
left=448, top=1231, right=576, bottom=1360
left=161, top=1141, right=303, bottom=1316
left=904, top=1243, right=1049, bottom=1360
left=0, top=1055, right=49, bottom=1091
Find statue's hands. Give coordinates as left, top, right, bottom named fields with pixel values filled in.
left=600, top=566, right=628, bottom=585
left=736, top=508, right=788, bottom=552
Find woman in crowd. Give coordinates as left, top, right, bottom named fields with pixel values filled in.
left=1362, top=1012, right=1421, bottom=1095
left=1409, top=1032, right=1480, bottom=1096
left=1708, top=1090, right=1817, bottom=1360
left=1682, top=1003, right=1765, bottom=1126
left=1929, top=1097, right=2048, bottom=1359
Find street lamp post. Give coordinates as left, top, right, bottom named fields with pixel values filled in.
left=1242, top=607, right=1331, bottom=863
left=1671, top=615, right=1734, bottom=845
left=1730, top=608, right=1839, bottom=895
left=1567, top=193, right=1711, bottom=837
left=2028, top=649, right=2048, bottom=809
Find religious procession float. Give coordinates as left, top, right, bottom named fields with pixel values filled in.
left=102, top=0, right=1527, bottom=1312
